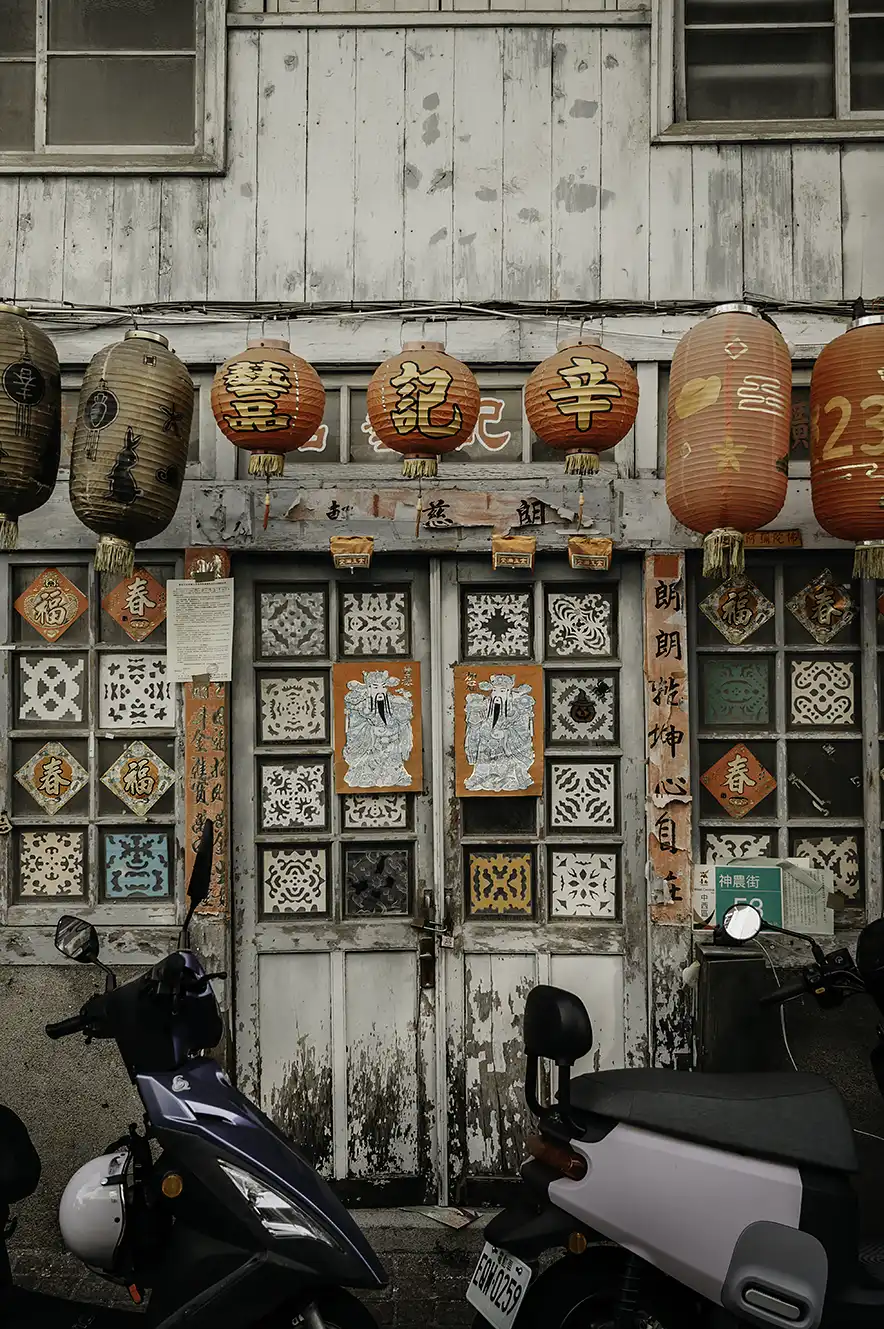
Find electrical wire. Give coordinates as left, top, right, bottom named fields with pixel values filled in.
left=756, top=938, right=800, bottom=1073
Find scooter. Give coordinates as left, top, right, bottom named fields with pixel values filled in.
left=467, top=902, right=884, bottom=1329
left=0, top=821, right=386, bottom=1329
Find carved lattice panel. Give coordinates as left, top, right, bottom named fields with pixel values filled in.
left=548, top=761, right=616, bottom=829
left=103, top=831, right=172, bottom=898
left=549, top=848, right=618, bottom=918
left=547, top=672, right=617, bottom=745
left=259, top=588, right=328, bottom=658
left=545, top=591, right=614, bottom=658
left=17, top=654, right=87, bottom=726
left=99, top=655, right=174, bottom=729
left=260, top=760, right=329, bottom=832
left=344, top=845, right=412, bottom=916
left=462, top=589, right=533, bottom=660
left=340, top=589, right=410, bottom=657
left=18, top=829, right=86, bottom=898
left=262, top=845, right=329, bottom=915
left=259, top=673, right=329, bottom=744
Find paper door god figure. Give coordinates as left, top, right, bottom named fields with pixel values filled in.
left=342, top=670, right=414, bottom=789
left=464, top=673, right=536, bottom=793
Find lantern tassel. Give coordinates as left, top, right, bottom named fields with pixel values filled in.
left=95, top=534, right=135, bottom=578
left=565, top=451, right=600, bottom=477
left=248, top=452, right=286, bottom=478
left=702, top=528, right=745, bottom=580
left=0, top=516, right=18, bottom=550
left=415, top=494, right=423, bottom=539
left=853, top=541, right=884, bottom=580
left=403, top=456, right=437, bottom=480
left=263, top=488, right=271, bottom=530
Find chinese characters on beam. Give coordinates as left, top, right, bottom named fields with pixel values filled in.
left=644, top=554, right=692, bottom=924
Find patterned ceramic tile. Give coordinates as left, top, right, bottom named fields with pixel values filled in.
left=341, top=589, right=410, bottom=656
left=463, top=590, right=533, bottom=659
left=19, top=829, right=85, bottom=897
left=467, top=848, right=534, bottom=916
left=548, top=673, right=616, bottom=744
left=260, top=760, right=328, bottom=831
left=101, top=741, right=176, bottom=816
left=15, top=568, right=88, bottom=643
left=260, top=589, right=327, bottom=657
left=792, top=833, right=861, bottom=901
left=703, top=831, right=773, bottom=863
left=262, top=845, right=328, bottom=914
left=701, top=743, right=776, bottom=818
left=786, top=570, right=855, bottom=644
left=15, top=742, right=88, bottom=815
left=700, top=576, right=775, bottom=646
left=99, top=655, right=173, bottom=728
left=790, top=659, right=855, bottom=727
left=259, top=673, right=328, bottom=743
left=546, top=592, right=613, bottom=657
left=102, top=569, right=167, bottom=642
left=103, top=831, right=171, bottom=898
left=550, top=848, right=618, bottom=918
left=18, top=655, right=86, bottom=724
left=343, top=794, right=408, bottom=830
left=344, top=846, right=411, bottom=916
left=549, top=761, right=616, bottom=829
left=702, top=659, right=770, bottom=727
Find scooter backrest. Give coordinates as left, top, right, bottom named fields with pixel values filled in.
left=524, top=985, right=593, bottom=1067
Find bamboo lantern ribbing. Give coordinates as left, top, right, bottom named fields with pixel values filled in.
left=366, top=341, right=480, bottom=478
left=524, top=336, right=639, bottom=476
left=0, top=303, right=61, bottom=549
left=211, top=339, right=325, bottom=478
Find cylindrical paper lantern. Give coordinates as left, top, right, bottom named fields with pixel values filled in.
left=367, top=341, right=480, bottom=478
left=70, top=330, right=194, bottom=576
left=665, top=303, right=791, bottom=578
left=0, top=303, right=61, bottom=549
left=524, top=336, right=639, bottom=476
left=211, top=339, right=325, bottom=478
left=810, top=315, right=884, bottom=578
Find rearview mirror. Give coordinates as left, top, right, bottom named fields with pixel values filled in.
left=55, top=915, right=100, bottom=963
left=722, top=903, right=763, bottom=943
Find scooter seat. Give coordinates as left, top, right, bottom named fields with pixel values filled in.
left=0, top=1284, right=138, bottom=1326
left=0, top=1105, right=41, bottom=1204
left=568, top=1069, right=858, bottom=1174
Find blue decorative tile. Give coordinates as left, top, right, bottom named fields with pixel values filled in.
left=104, top=831, right=171, bottom=899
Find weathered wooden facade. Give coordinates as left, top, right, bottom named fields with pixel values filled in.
left=1, top=0, right=883, bottom=1211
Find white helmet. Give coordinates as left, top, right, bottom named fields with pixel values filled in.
left=58, top=1149, right=130, bottom=1275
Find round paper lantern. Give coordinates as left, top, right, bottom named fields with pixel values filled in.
left=665, top=303, right=791, bottom=578
left=524, top=336, right=639, bottom=476
left=810, top=315, right=884, bottom=578
left=0, top=303, right=61, bottom=549
left=367, top=341, right=480, bottom=478
left=70, top=330, right=194, bottom=576
left=211, top=339, right=325, bottom=478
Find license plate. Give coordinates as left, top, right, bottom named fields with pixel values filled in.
left=466, top=1242, right=532, bottom=1329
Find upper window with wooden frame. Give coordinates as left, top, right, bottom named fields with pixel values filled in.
left=0, top=0, right=226, bottom=173
left=654, top=0, right=884, bottom=141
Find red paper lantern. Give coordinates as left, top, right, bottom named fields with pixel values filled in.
left=524, top=337, right=639, bottom=475
left=810, top=314, right=884, bottom=578
left=366, top=341, right=480, bottom=478
left=665, top=304, right=791, bottom=578
left=211, top=339, right=325, bottom=477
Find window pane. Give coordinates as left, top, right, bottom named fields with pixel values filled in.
left=47, top=56, right=195, bottom=146
left=850, top=0, right=884, bottom=12
left=790, top=384, right=811, bottom=461
left=686, top=0, right=832, bottom=20
left=850, top=19, right=884, bottom=111
left=349, top=389, right=397, bottom=463
left=787, top=740, right=863, bottom=819
left=0, top=63, right=35, bottom=149
left=450, top=389, right=523, bottom=464
left=290, top=389, right=341, bottom=466
left=3, top=0, right=37, bottom=55
left=49, top=0, right=195, bottom=52
left=685, top=29, right=835, bottom=120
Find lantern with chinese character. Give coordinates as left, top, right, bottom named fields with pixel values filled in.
left=366, top=341, right=480, bottom=478
left=524, top=336, right=639, bottom=476
left=211, top=339, right=325, bottom=478
left=665, top=304, right=791, bottom=579
left=70, top=330, right=194, bottom=577
left=810, top=314, right=884, bottom=578
left=0, top=304, right=61, bottom=549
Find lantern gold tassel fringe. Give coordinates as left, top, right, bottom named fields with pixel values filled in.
left=0, top=516, right=18, bottom=550
left=248, top=452, right=286, bottom=478
left=565, top=451, right=600, bottom=476
left=703, top=528, right=745, bottom=580
left=853, top=541, right=884, bottom=579
left=403, top=456, right=438, bottom=480
left=94, top=534, right=136, bottom=578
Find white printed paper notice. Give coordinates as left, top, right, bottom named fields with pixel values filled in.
left=166, top=579, right=234, bottom=684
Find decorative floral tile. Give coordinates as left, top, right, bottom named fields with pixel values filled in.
left=790, top=659, right=855, bottom=728
left=549, top=761, right=616, bottom=829
left=701, top=743, right=776, bottom=818
left=786, top=570, right=855, bottom=645
left=18, top=654, right=86, bottom=724
left=548, top=672, right=616, bottom=744
left=343, top=794, right=408, bottom=830
left=546, top=592, right=613, bottom=657
left=99, top=655, right=173, bottom=728
left=344, top=845, right=411, bottom=916
left=549, top=848, right=618, bottom=918
left=15, top=742, right=88, bottom=815
left=702, top=658, right=770, bottom=727
left=341, top=589, right=410, bottom=657
left=703, top=831, right=773, bottom=863
left=15, top=568, right=88, bottom=643
left=262, top=845, right=328, bottom=914
left=260, top=589, right=327, bottom=658
left=18, top=829, right=85, bottom=897
left=463, top=589, right=533, bottom=659
left=467, top=847, right=534, bottom=916
left=103, top=831, right=171, bottom=898
left=259, top=673, right=328, bottom=744
left=101, top=741, right=176, bottom=816
left=792, top=833, right=860, bottom=901
left=260, top=760, right=328, bottom=831
left=700, top=576, right=774, bottom=646
left=102, top=569, right=167, bottom=642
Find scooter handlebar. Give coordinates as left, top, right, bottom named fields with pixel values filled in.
left=45, top=1013, right=88, bottom=1039
left=759, top=977, right=808, bottom=1007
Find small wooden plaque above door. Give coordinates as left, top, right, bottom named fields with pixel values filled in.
left=333, top=661, right=423, bottom=794
left=454, top=664, right=544, bottom=798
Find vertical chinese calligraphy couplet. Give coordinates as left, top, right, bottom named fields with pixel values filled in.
left=644, top=554, right=692, bottom=923
left=211, top=339, right=325, bottom=479
left=367, top=341, right=480, bottom=479
left=524, top=337, right=638, bottom=477
left=0, top=304, right=61, bottom=548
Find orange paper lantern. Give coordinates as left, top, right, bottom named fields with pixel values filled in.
left=666, top=303, right=791, bottom=578
left=366, top=341, right=480, bottom=478
left=810, top=315, right=884, bottom=578
left=211, top=338, right=325, bottom=477
left=524, top=336, right=639, bottom=476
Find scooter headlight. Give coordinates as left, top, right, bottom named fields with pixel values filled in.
left=218, top=1162, right=337, bottom=1245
